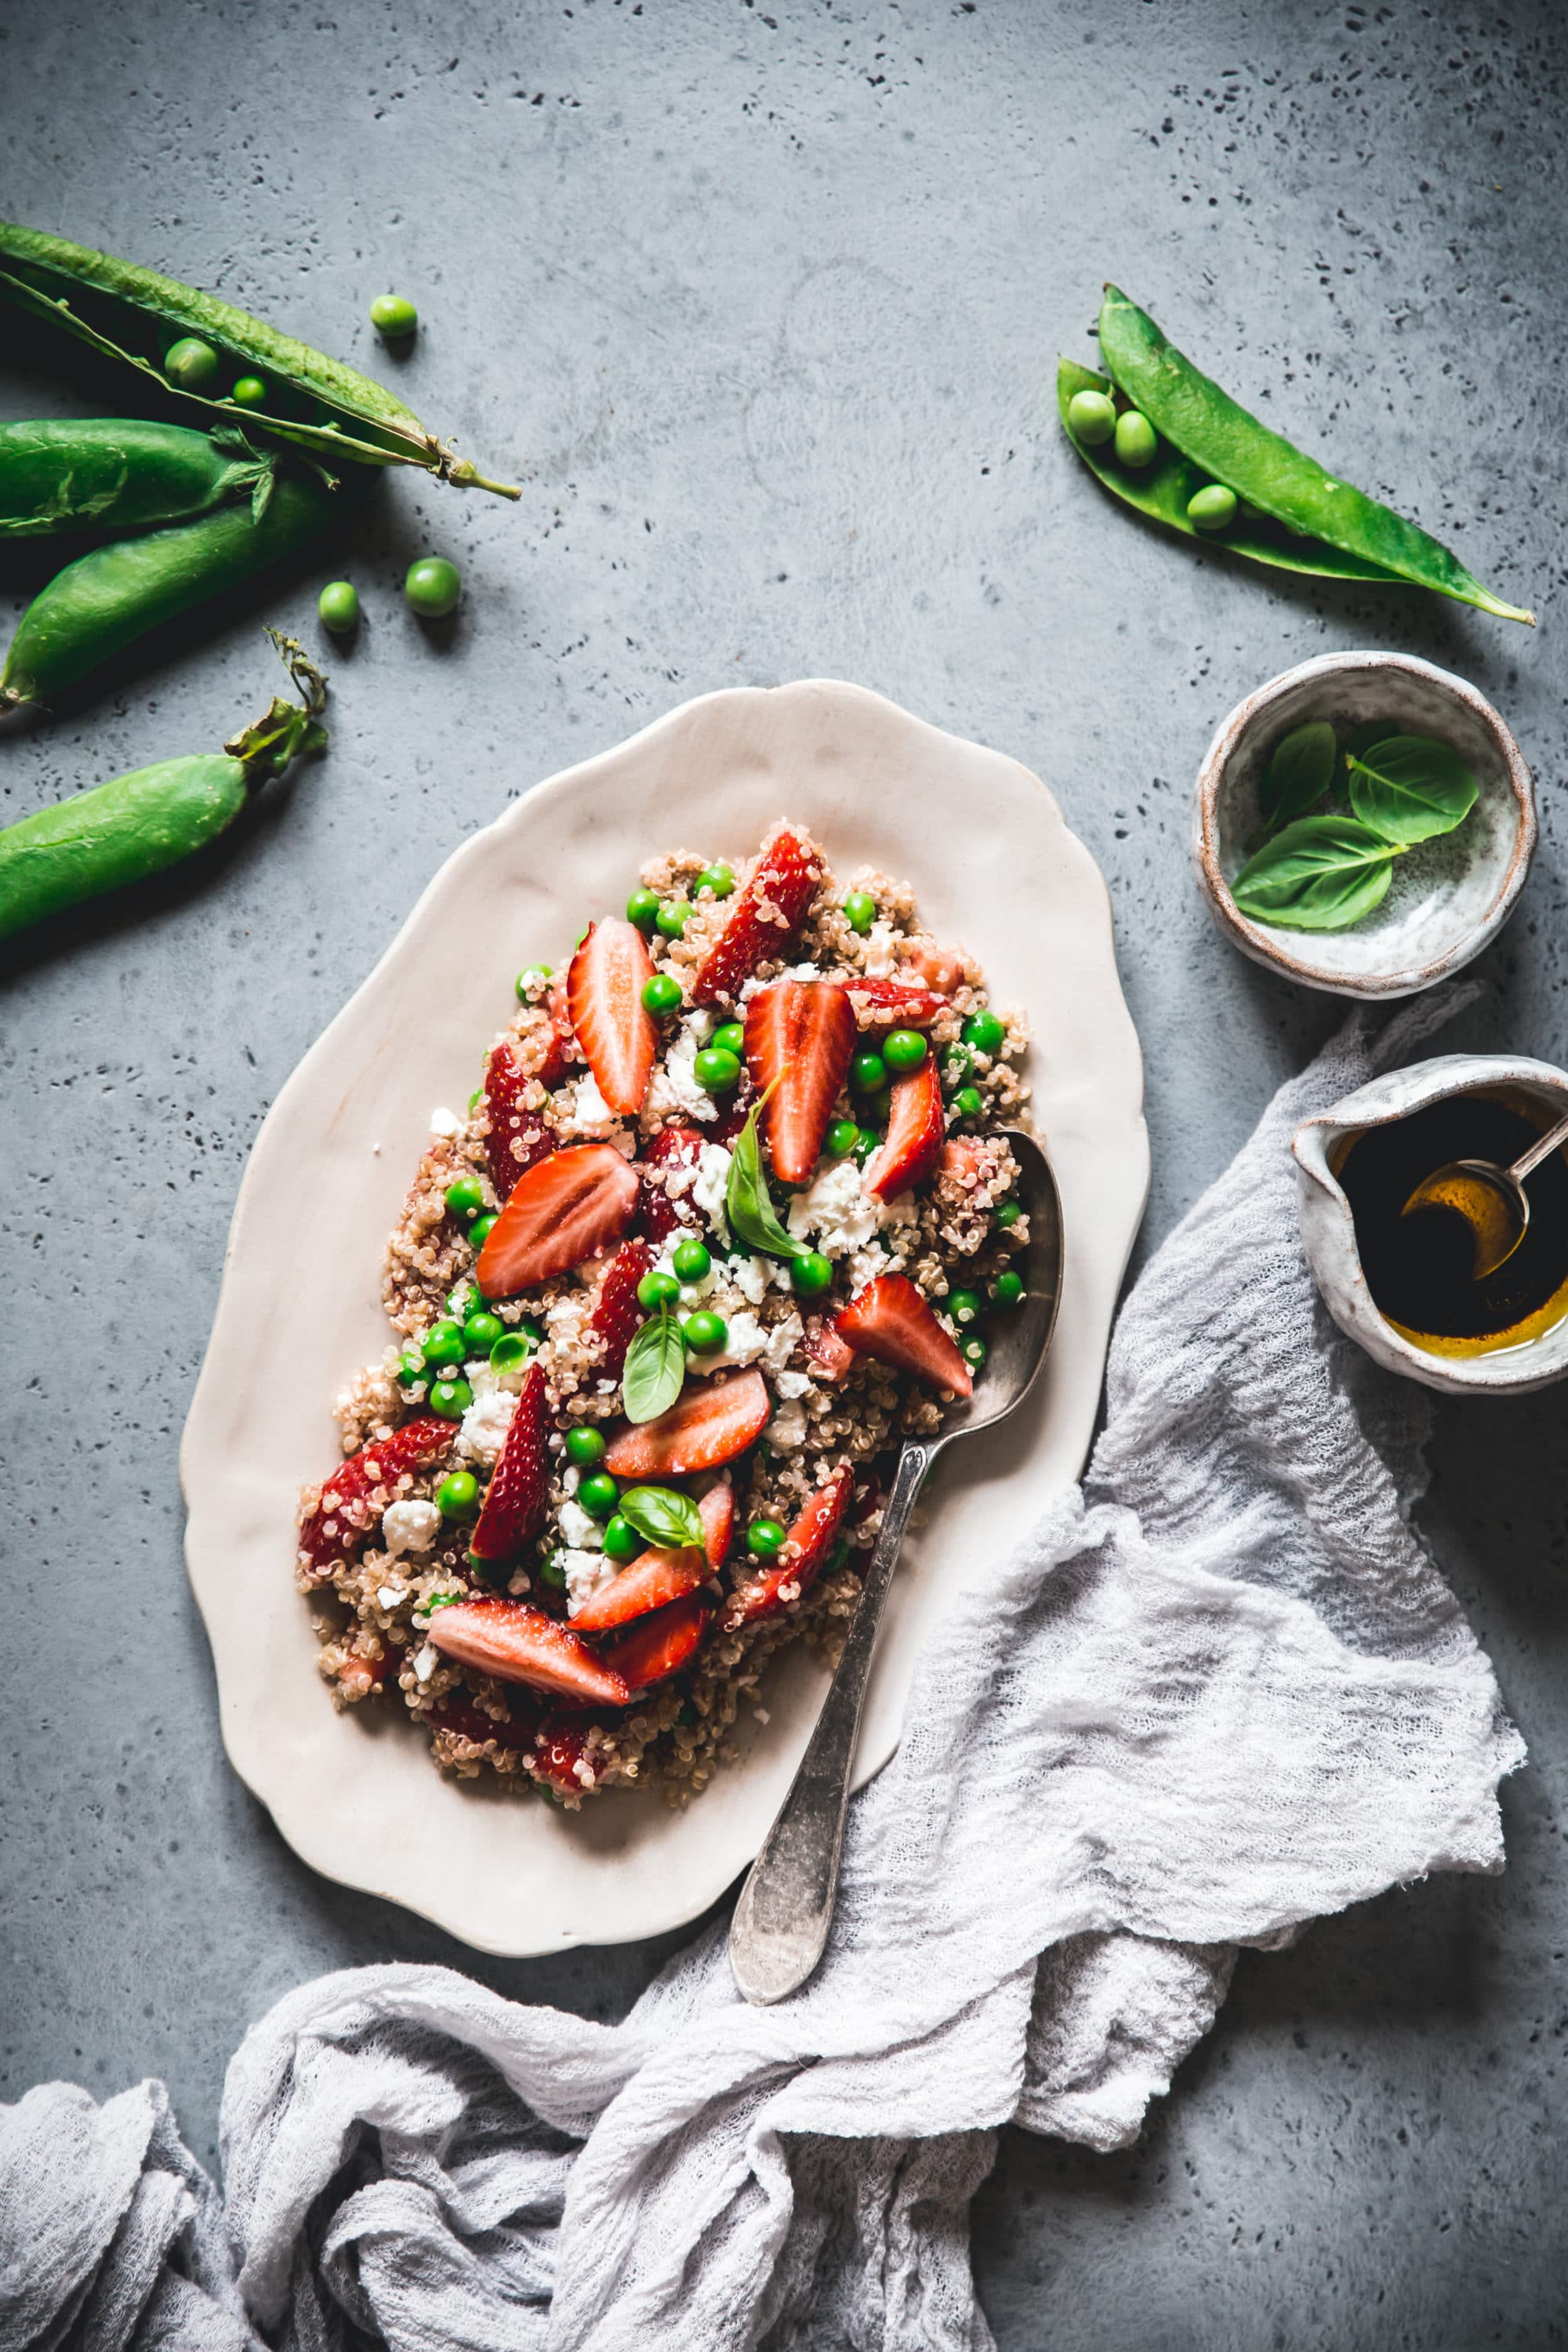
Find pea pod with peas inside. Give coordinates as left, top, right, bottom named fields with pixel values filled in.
left=0, top=419, right=279, bottom=537
left=0, top=633, right=327, bottom=942
left=0, top=220, right=520, bottom=500
left=1058, top=285, right=1534, bottom=624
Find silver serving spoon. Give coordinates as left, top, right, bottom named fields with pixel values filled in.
left=1400, top=1108, right=1568, bottom=1282
left=729, top=1128, right=1065, bottom=2006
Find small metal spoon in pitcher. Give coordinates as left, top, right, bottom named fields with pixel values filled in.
left=728, top=1128, right=1064, bottom=2008
left=1400, top=1108, right=1568, bottom=1280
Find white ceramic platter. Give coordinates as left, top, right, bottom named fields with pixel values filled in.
left=181, top=681, right=1149, bottom=1955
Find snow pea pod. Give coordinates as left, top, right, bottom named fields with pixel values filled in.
left=0, top=634, right=327, bottom=942
left=0, top=220, right=519, bottom=501
left=1082, top=286, right=1534, bottom=624
left=0, top=467, right=363, bottom=714
left=0, top=418, right=276, bottom=538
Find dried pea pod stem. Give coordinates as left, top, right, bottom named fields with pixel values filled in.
left=1093, top=285, right=1534, bottom=624
left=0, top=220, right=519, bottom=500
left=0, top=417, right=277, bottom=538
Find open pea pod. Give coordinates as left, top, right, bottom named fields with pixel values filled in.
left=0, top=220, right=520, bottom=501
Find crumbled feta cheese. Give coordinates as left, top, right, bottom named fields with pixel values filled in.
left=846, top=1246, right=887, bottom=1294
left=863, top=921, right=898, bottom=975
left=731, top=1254, right=769, bottom=1305
left=788, top=1160, right=880, bottom=1258
left=376, top=1583, right=407, bottom=1610
left=382, top=1498, right=441, bottom=1556
left=456, top=1388, right=517, bottom=1467
left=761, top=1310, right=804, bottom=1373
left=686, top=1007, right=716, bottom=1044
left=650, top=1021, right=720, bottom=1123
left=773, top=1367, right=812, bottom=1401
left=699, top=1308, right=769, bottom=1370
left=768, top=1399, right=808, bottom=1449
left=557, top=1498, right=604, bottom=1550
left=562, top=1549, right=618, bottom=1617
left=556, top=1074, right=635, bottom=1155
left=880, top=1189, right=920, bottom=1229
left=781, top=960, right=824, bottom=981
left=413, top=1643, right=438, bottom=1683
left=692, top=1143, right=733, bottom=1235
left=429, top=1105, right=465, bottom=1137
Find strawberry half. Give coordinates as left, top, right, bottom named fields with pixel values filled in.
left=469, top=1363, right=549, bottom=1562
left=606, top=1591, right=712, bottom=1690
left=529, top=1713, right=601, bottom=1798
left=698, top=1475, right=735, bottom=1567
left=426, top=1692, right=538, bottom=1751
left=484, top=1042, right=554, bottom=1206
left=836, top=1272, right=973, bottom=1398
left=801, top=1315, right=855, bottom=1384
left=745, top=980, right=855, bottom=1183
left=603, top=1367, right=771, bottom=1477
left=477, top=1142, right=640, bottom=1298
left=426, top=1598, right=631, bottom=1707
left=846, top=976, right=947, bottom=1030
left=568, top=917, right=658, bottom=1116
left=569, top=1543, right=709, bottom=1633
left=897, top=942, right=967, bottom=996
left=299, top=1416, right=455, bottom=1574
left=862, top=1058, right=945, bottom=1202
left=692, top=828, right=825, bottom=1005
left=724, top=1465, right=853, bottom=1628
left=589, top=1240, right=652, bottom=1381
left=637, top=1125, right=705, bottom=1241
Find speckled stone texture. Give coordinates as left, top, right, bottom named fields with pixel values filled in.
left=2, top=2, right=1565, bottom=2343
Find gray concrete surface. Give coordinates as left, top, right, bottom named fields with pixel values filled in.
left=3, top=2, right=1566, bottom=2342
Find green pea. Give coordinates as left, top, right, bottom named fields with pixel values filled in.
left=711, top=1021, right=746, bottom=1057
left=944, top=1042, right=973, bottom=1080
left=164, top=336, right=220, bottom=391
left=992, top=1270, right=1025, bottom=1307
left=960, top=1334, right=989, bottom=1370
left=627, top=886, right=661, bottom=931
left=638, top=1269, right=681, bottom=1312
left=693, top=1046, right=741, bottom=1093
left=428, top=1376, right=473, bottom=1418
left=397, top=1351, right=426, bottom=1386
left=231, top=374, right=269, bottom=409
left=655, top=899, right=688, bottom=939
left=539, top=1551, right=567, bottom=1589
left=826, top=1118, right=861, bottom=1158
left=747, top=1516, right=786, bottom=1559
left=672, top=1236, right=712, bottom=1283
left=564, top=1425, right=608, bottom=1468
left=445, top=1281, right=474, bottom=1317
left=437, top=1468, right=479, bottom=1518
left=1066, top=387, right=1116, bottom=446
left=861, top=1088, right=891, bottom=1129
left=489, top=1330, right=534, bottom=1373
left=962, top=1010, right=1007, bottom=1057
left=851, top=1051, right=887, bottom=1094
left=421, top=1319, right=466, bottom=1370
left=842, top=891, right=877, bottom=935
left=1187, top=484, right=1237, bottom=532
left=994, top=1200, right=1022, bottom=1230
left=1113, top=409, right=1157, bottom=469
left=946, top=1288, right=982, bottom=1326
left=318, top=579, right=361, bottom=634
left=683, top=1309, right=728, bottom=1355
left=578, top=1472, right=619, bottom=1520
left=515, top=964, right=553, bottom=1000
left=853, top=1127, right=879, bottom=1163
left=642, top=972, right=683, bottom=1016
left=370, top=292, right=419, bottom=338
left=445, top=1176, right=485, bottom=1221
left=953, top=1086, right=985, bottom=1121
left=463, top=1309, right=505, bottom=1353
left=698, top=862, right=735, bottom=898
left=601, top=1514, right=641, bottom=1563
left=883, top=1028, right=928, bottom=1073
left=790, top=1250, right=834, bottom=1299
left=470, top=1214, right=498, bottom=1250
left=405, top=556, right=462, bottom=617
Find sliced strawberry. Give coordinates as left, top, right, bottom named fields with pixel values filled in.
left=938, top=1135, right=988, bottom=1191
left=336, top=1647, right=395, bottom=1700
left=724, top=1466, right=853, bottom=1628
left=603, top=1367, right=771, bottom=1477
left=426, top=1692, right=538, bottom=1750
left=426, top=1597, right=631, bottom=1706
left=862, top=1058, right=945, bottom=1203
left=484, top=1042, right=554, bottom=1206
left=692, top=828, right=825, bottom=1004
left=897, top=942, right=967, bottom=996
left=698, top=1475, right=735, bottom=1567
left=543, top=978, right=575, bottom=1085
left=477, top=1142, right=640, bottom=1298
left=709, top=1088, right=755, bottom=1146
left=846, top=976, right=947, bottom=1030
left=606, top=1591, right=712, bottom=1690
left=589, top=1240, right=652, bottom=1381
left=836, top=1272, right=973, bottom=1398
left=529, top=1712, right=601, bottom=1797
left=299, top=1416, right=455, bottom=1574
left=744, top=980, right=855, bottom=1183
left=637, top=1124, right=705, bottom=1241
left=469, top=1363, right=549, bottom=1562
left=568, top=917, right=658, bottom=1116
left=801, top=1315, right=855, bottom=1384
left=569, top=1543, right=709, bottom=1633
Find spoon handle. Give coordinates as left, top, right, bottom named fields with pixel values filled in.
left=728, top=1437, right=930, bottom=2006
left=1512, top=1109, right=1568, bottom=1185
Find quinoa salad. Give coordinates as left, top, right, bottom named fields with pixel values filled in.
left=297, top=822, right=1032, bottom=1807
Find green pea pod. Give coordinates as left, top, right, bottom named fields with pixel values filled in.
left=0, top=417, right=277, bottom=538
left=1080, top=286, right=1534, bottom=624
left=0, top=220, right=519, bottom=501
left=1, top=467, right=365, bottom=713
left=0, top=633, right=327, bottom=941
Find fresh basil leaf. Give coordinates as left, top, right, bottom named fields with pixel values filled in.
left=1259, top=720, right=1337, bottom=832
left=617, top=1484, right=705, bottom=1551
left=1230, top=813, right=1402, bottom=932
left=1346, top=734, right=1477, bottom=845
left=726, top=1087, right=806, bottom=1262
left=621, top=1308, right=686, bottom=1425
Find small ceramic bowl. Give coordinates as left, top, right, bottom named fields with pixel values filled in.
left=1194, top=652, right=1535, bottom=999
left=1294, top=1051, right=1568, bottom=1395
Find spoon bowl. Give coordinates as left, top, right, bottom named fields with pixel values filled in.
left=1400, top=1105, right=1568, bottom=1282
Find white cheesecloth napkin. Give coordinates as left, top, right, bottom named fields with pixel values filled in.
left=0, top=994, right=1525, bottom=2352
